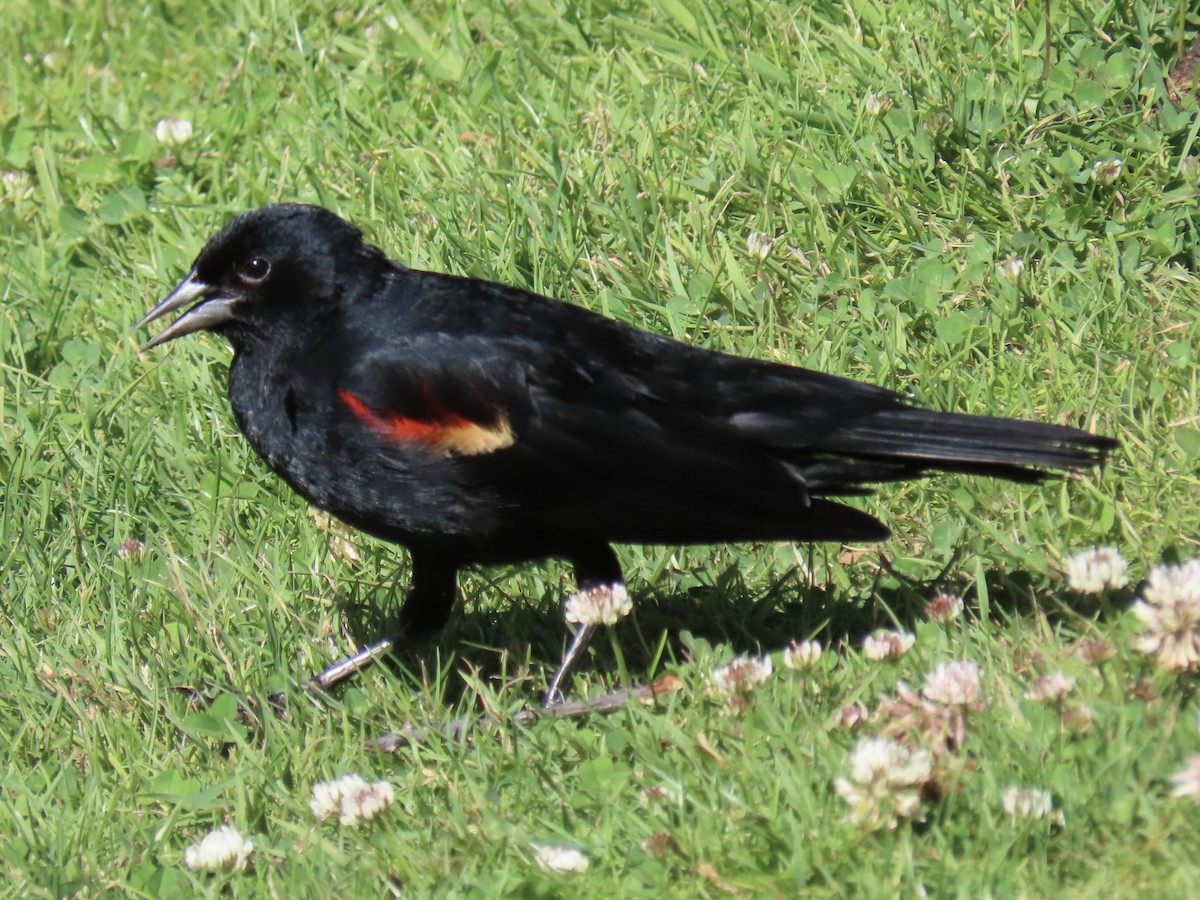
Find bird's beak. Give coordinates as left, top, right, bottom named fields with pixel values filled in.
left=136, top=271, right=239, bottom=350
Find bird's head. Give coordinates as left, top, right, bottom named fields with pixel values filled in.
left=137, top=204, right=381, bottom=350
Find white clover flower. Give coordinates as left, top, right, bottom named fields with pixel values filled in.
left=1091, top=158, right=1123, bottom=186
left=1064, top=546, right=1129, bottom=594
left=1001, top=786, right=1055, bottom=822
left=879, top=664, right=984, bottom=755
left=997, top=257, right=1025, bottom=285
left=924, top=592, right=964, bottom=624
left=348, top=780, right=394, bottom=823
left=1025, top=671, right=1076, bottom=704
left=835, top=701, right=869, bottom=730
left=1061, top=704, right=1094, bottom=734
left=864, top=93, right=894, bottom=117
left=783, top=639, right=822, bottom=669
left=834, top=737, right=931, bottom=830
left=155, top=117, right=193, bottom=146
left=1131, top=560, right=1200, bottom=673
left=862, top=629, right=915, bottom=661
left=311, top=774, right=364, bottom=820
left=564, top=583, right=632, bottom=626
left=311, top=774, right=395, bottom=826
left=117, top=537, right=145, bottom=561
left=1171, top=754, right=1200, bottom=804
left=710, top=655, right=773, bottom=695
left=641, top=832, right=672, bottom=857
left=1076, top=638, right=1113, bottom=665
left=184, top=825, right=253, bottom=872
left=2, top=170, right=34, bottom=204
left=746, top=231, right=775, bottom=261
left=532, top=843, right=589, bottom=874
left=923, top=660, right=982, bottom=708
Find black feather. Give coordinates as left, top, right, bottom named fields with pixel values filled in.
left=138, top=204, right=1118, bottom=683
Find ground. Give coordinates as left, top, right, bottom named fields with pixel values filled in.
left=1, top=0, right=1198, bottom=894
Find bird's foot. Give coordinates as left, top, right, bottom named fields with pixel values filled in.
left=306, top=636, right=398, bottom=692
left=169, top=636, right=399, bottom=723
left=369, top=674, right=682, bottom=751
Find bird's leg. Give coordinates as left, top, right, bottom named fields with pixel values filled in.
left=309, top=638, right=397, bottom=692
left=543, top=623, right=598, bottom=708
left=542, top=545, right=626, bottom=708
left=307, top=552, right=458, bottom=693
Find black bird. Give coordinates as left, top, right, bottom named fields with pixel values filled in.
left=138, top=204, right=1115, bottom=703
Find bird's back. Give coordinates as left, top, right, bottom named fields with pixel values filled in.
left=224, top=264, right=1110, bottom=562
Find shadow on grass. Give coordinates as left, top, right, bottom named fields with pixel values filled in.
left=325, top=553, right=1132, bottom=707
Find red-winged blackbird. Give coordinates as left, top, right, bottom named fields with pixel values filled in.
left=139, top=204, right=1115, bottom=702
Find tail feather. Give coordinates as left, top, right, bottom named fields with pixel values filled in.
left=814, top=407, right=1115, bottom=483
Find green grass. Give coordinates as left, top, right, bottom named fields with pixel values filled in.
left=2, top=0, right=1199, bottom=894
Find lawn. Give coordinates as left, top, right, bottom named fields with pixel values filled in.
left=2, top=0, right=1199, bottom=894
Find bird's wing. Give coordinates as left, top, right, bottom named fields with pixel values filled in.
left=334, top=331, right=890, bottom=545
left=335, top=335, right=527, bottom=461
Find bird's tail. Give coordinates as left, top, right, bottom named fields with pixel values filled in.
left=813, top=407, right=1116, bottom=485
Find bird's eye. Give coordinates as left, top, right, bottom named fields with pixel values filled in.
left=237, top=257, right=271, bottom=284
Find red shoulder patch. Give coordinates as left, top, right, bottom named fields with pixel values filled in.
left=338, top=390, right=514, bottom=458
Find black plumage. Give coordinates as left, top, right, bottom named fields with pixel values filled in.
left=138, top=204, right=1115, bottom=699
